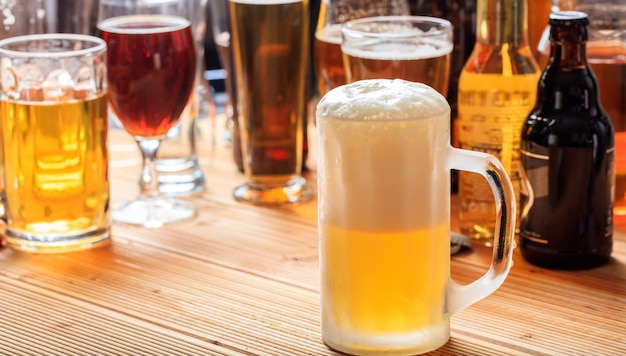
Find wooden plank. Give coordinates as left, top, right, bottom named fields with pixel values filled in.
left=0, top=115, right=623, bottom=356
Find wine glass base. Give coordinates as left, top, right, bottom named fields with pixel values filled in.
left=233, top=176, right=314, bottom=205
left=112, top=198, right=196, bottom=228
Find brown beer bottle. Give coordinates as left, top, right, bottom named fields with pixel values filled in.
left=519, top=11, right=614, bottom=269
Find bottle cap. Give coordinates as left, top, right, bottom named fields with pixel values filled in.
left=549, top=11, right=589, bottom=26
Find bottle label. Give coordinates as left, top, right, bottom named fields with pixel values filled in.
left=458, top=73, right=538, bottom=175
left=520, top=145, right=614, bottom=246
left=457, top=72, right=539, bottom=235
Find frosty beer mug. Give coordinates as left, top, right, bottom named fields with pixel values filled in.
left=0, top=34, right=110, bottom=253
left=316, top=79, right=516, bottom=355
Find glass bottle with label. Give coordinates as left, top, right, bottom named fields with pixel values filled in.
left=519, top=11, right=614, bottom=269
left=457, top=0, right=541, bottom=245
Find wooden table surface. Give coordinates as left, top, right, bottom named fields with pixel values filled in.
left=0, top=115, right=624, bottom=356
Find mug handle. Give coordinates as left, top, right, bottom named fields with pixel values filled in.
left=445, top=147, right=516, bottom=314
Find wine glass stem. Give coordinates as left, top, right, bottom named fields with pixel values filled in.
left=137, top=138, right=161, bottom=199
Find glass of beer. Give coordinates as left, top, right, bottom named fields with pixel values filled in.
left=313, top=0, right=410, bottom=96
left=341, top=15, right=453, bottom=96
left=317, top=79, right=516, bottom=355
left=98, top=0, right=197, bottom=227
left=0, top=34, right=110, bottom=253
left=229, top=0, right=313, bottom=205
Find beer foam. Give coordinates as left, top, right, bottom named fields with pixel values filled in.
left=316, top=79, right=449, bottom=121
left=342, top=39, right=453, bottom=61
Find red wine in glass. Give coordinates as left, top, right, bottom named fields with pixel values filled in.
left=99, top=15, right=196, bottom=138
left=98, top=13, right=197, bottom=228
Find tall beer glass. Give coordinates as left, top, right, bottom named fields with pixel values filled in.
left=0, top=34, right=110, bottom=253
left=317, top=79, right=516, bottom=355
left=313, top=0, right=410, bottom=96
left=229, top=0, right=313, bottom=205
left=341, top=16, right=453, bottom=96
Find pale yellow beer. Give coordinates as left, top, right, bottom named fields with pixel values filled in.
left=341, top=16, right=453, bottom=96
left=1, top=95, right=110, bottom=249
left=230, top=0, right=312, bottom=204
left=317, top=79, right=450, bottom=353
left=317, top=79, right=517, bottom=355
left=0, top=33, right=110, bottom=252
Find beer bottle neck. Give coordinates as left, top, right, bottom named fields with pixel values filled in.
left=539, top=18, right=602, bottom=113
left=548, top=24, right=589, bottom=70
left=475, top=0, right=529, bottom=47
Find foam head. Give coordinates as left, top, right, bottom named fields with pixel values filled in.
left=316, top=78, right=450, bottom=121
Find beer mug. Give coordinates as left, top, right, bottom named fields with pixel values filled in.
left=316, top=79, right=516, bottom=355
left=0, top=34, right=110, bottom=253
left=229, top=0, right=313, bottom=205
left=341, top=15, right=453, bottom=96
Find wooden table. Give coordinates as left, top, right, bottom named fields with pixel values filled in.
left=0, top=116, right=624, bottom=355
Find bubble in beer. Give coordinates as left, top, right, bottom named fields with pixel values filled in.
left=316, top=79, right=449, bottom=121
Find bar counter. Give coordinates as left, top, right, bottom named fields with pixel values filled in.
left=0, top=116, right=624, bottom=355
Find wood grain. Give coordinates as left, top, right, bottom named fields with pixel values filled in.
left=0, top=116, right=624, bottom=355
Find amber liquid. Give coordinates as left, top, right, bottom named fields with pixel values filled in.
left=230, top=0, right=308, bottom=182
left=313, top=24, right=345, bottom=96
left=1, top=95, right=110, bottom=240
left=587, top=45, right=626, bottom=218
left=322, top=224, right=449, bottom=342
left=343, top=43, right=451, bottom=96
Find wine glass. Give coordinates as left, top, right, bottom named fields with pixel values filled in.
left=97, top=0, right=197, bottom=227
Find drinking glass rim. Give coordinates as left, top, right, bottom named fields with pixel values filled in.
left=0, top=34, right=106, bottom=58
left=97, top=14, right=191, bottom=35
left=342, top=15, right=453, bottom=39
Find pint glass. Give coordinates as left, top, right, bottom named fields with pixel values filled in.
left=229, top=0, right=313, bottom=205
left=0, top=34, right=110, bottom=253
left=317, top=79, right=516, bottom=355
left=341, top=16, right=453, bottom=96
